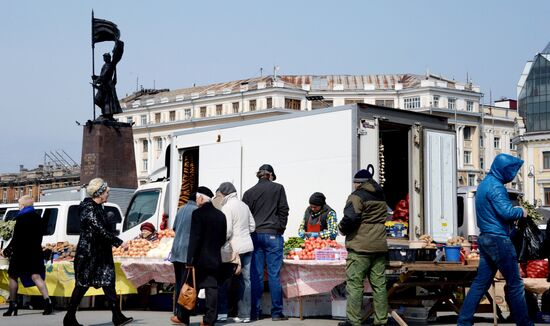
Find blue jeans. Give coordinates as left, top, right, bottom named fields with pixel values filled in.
left=458, top=234, right=533, bottom=326
left=250, top=233, right=284, bottom=318
left=217, top=252, right=253, bottom=319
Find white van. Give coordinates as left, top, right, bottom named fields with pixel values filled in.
left=457, top=186, right=522, bottom=238
left=120, top=180, right=170, bottom=241
left=0, top=201, right=123, bottom=247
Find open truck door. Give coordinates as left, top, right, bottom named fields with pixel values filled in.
left=423, top=129, right=457, bottom=243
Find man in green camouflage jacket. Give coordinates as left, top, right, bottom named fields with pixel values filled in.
left=338, top=168, right=388, bottom=326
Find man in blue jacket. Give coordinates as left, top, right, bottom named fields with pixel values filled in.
left=458, top=154, right=531, bottom=326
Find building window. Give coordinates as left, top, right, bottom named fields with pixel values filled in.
left=544, top=152, right=550, bottom=169
left=466, top=100, right=474, bottom=112
left=375, top=99, right=394, bottom=108
left=480, top=135, right=484, bottom=148
left=140, top=115, right=147, bottom=125
left=509, top=139, right=516, bottom=150
left=266, top=97, right=272, bottom=109
left=403, top=97, right=420, bottom=109
left=29, top=188, right=33, bottom=198
left=249, top=99, right=257, bottom=111
left=463, top=127, right=472, bottom=140
left=216, top=104, right=223, bottom=116
left=480, top=157, right=484, bottom=170
left=142, top=159, right=148, bottom=172
left=184, top=109, right=192, bottom=119
left=169, top=111, right=176, bottom=121
left=345, top=99, right=363, bottom=105
left=126, top=116, right=133, bottom=124
left=156, top=138, right=163, bottom=152
left=232, top=102, right=239, bottom=114
left=2, top=190, right=6, bottom=203
left=285, top=98, right=301, bottom=110
left=468, top=174, right=475, bottom=186
left=200, top=106, right=207, bottom=118
left=142, top=139, right=148, bottom=153
left=312, top=99, right=333, bottom=109
left=545, top=188, right=550, bottom=205
left=155, top=113, right=161, bottom=123
left=433, top=95, right=439, bottom=108
left=464, top=151, right=471, bottom=164
left=494, top=137, right=500, bottom=149
left=448, top=98, right=456, bottom=110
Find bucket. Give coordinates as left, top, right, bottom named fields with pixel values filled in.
left=444, top=246, right=461, bottom=262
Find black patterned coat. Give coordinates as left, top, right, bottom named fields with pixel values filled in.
left=74, top=198, right=122, bottom=288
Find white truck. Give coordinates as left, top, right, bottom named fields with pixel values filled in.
left=123, top=104, right=457, bottom=242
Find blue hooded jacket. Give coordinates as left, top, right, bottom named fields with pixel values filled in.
left=476, top=153, right=524, bottom=236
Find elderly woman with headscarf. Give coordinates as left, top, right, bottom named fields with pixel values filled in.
left=298, top=192, right=338, bottom=240
left=63, top=178, right=133, bottom=326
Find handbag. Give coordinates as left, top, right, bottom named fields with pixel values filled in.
left=177, top=266, right=197, bottom=310
left=221, top=241, right=237, bottom=263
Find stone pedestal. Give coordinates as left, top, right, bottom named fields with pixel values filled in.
left=80, top=120, right=137, bottom=188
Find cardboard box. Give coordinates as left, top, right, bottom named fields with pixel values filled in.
left=331, top=296, right=372, bottom=319
left=261, top=292, right=332, bottom=317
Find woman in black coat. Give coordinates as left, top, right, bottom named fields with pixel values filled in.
left=63, top=178, right=133, bottom=326
left=2, top=195, right=52, bottom=317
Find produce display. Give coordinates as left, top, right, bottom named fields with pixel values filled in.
left=43, top=242, right=76, bottom=261
left=446, top=236, right=466, bottom=247
left=526, top=259, right=549, bottom=278
left=113, top=229, right=175, bottom=258
left=418, top=234, right=436, bottom=248
left=519, top=197, right=543, bottom=222
left=283, top=237, right=304, bottom=256
left=285, top=237, right=344, bottom=260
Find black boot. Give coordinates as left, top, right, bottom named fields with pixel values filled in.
left=63, top=306, right=82, bottom=326
left=2, top=301, right=17, bottom=317
left=112, top=304, right=133, bottom=326
left=42, top=297, right=53, bottom=315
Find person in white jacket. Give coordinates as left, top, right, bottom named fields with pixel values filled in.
left=216, top=182, right=256, bottom=323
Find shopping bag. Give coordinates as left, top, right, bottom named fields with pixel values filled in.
left=221, top=241, right=237, bottom=263
left=177, top=267, right=196, bottom=310
left=513, top=218, right=545, bottom=262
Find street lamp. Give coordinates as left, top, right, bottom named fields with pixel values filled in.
left=528, top=165, right=536, bottom=205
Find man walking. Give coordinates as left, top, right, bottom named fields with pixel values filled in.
left=338, top=168, right=388, bottom=326
left=169, top=193, right=198, bottom=325
left=187, top=187, right=227, bottom=326
left=242, top=164, right=289, bottom=321
left=458, top=154, right=532, bottom=326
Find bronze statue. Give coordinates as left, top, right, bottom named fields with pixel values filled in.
left=92, top=40, right=124, bottom=120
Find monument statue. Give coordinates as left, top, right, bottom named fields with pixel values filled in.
left=92, top=40, right=124, bottom=121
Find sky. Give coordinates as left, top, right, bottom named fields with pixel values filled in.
left=1, top=0, right=549, bottom=173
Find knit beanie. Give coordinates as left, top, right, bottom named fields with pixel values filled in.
left=140, top=222, right=156, bottom=233
left=309, top=192, right=326, bottom=206
left=353, top=169, right=372, bottom=183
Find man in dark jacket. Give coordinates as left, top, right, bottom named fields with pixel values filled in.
left=339, top=168, right=388, bottom=326
left=242, top=164, right=289, bottom=321
left=458, top=154, right=531, bottom=326
left=187, top=186, right=227, bottom=326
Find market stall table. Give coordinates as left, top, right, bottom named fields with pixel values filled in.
left=117, top=258, right=175, bottom=288
left=0, top=260, right=137, bottom=297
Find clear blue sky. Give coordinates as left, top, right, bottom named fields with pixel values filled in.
left=1, top=0, right=549, bottom=173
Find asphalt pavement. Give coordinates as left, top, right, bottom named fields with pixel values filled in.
left=0, top=306, right=541, bottom=326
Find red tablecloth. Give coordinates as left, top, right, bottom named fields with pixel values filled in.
left=281, top=259, right=372, bottom=299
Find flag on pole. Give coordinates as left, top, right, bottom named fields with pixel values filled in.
left=92, top=17, right=120, bottom=45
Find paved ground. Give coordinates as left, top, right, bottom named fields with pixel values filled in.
left=0, top=307, right=540, bottom=326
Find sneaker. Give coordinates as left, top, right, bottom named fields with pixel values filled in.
left=217, top=314, right=228, bottom=322
left=272, top=314, right=289, bottom=321
left=170, top=315, right=188, bottom=325
left=233, top=317, right=251, bottom=323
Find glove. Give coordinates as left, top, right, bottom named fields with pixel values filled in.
left=309, top=232, right=319, bottom=239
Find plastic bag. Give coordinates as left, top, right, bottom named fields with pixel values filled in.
left=513, top=218, right=545, bottom=262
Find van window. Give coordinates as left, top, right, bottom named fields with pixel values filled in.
left=124, top=190, right=160, bottom=231
left=42, top=208, right=58, bottom=236
left=0, top=207, right=8, bottom=220
left=67, top=205, right=80, bottom=235
left=457, top=197, right=464, bottom=227
left=105, top=206, right=122, bottom=234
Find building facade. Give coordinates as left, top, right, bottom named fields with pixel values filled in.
left=117, top=74, right=517, bottom=187
left=517, top=42, right=550, bottom=205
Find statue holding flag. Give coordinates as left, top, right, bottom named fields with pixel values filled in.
left=91, top=14, right=124, bottom=121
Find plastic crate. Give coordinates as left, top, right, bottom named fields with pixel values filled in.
left=314, top=248, right=348, bottom=261
left=416, top=248, right=437, bottom=261
left=388, top=246, right=416, bottom=263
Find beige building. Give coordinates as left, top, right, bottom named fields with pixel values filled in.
left=117, top=74, right=517, bottom=186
